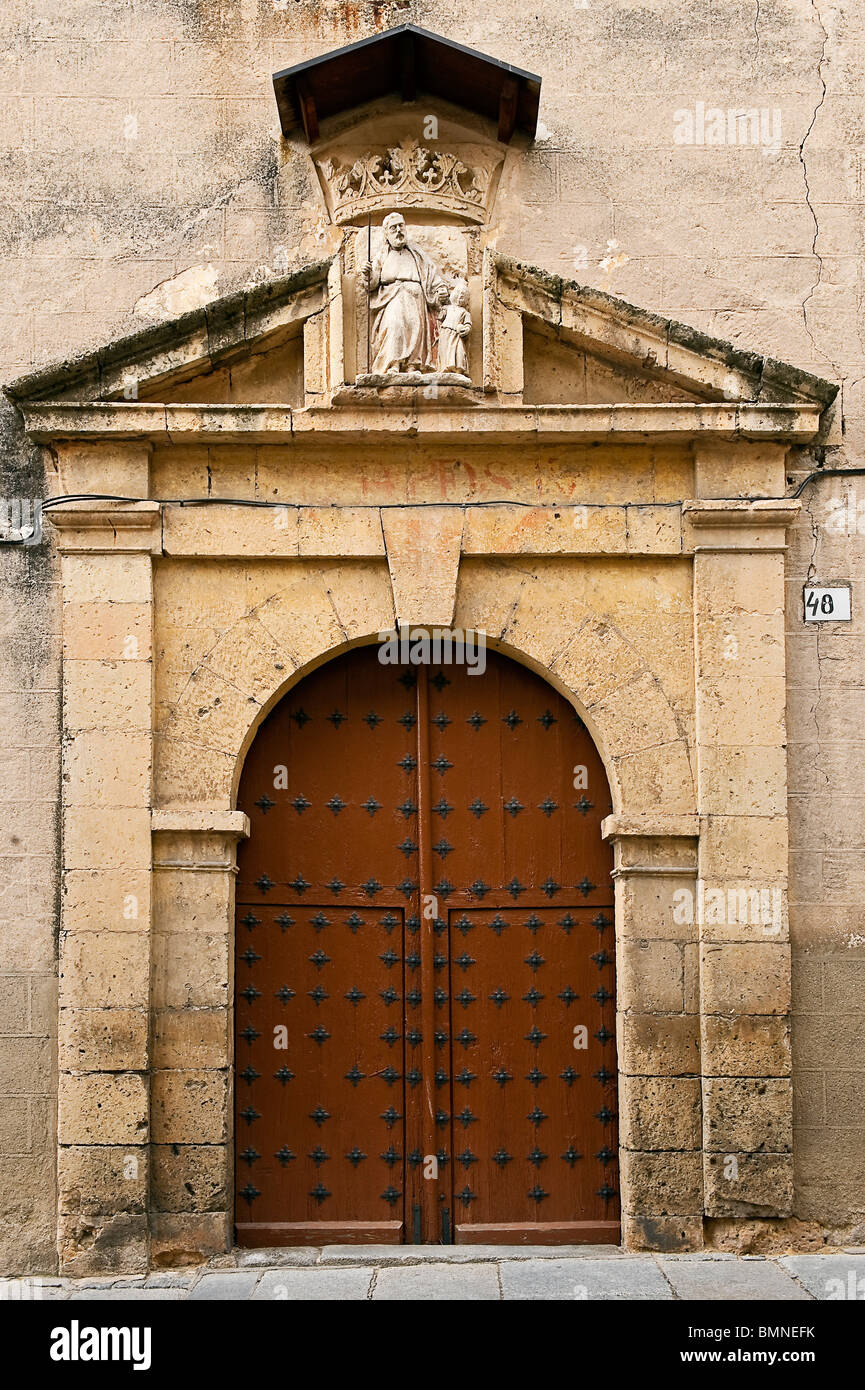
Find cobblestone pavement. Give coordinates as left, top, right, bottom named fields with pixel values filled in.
left=5, top=1248, right=865, bottom=1301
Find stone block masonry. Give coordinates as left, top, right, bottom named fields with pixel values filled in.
left=1, top=0, right=864, bottom=1274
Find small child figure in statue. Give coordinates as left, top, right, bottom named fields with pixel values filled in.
left=437, top=280, right=471, bottom=376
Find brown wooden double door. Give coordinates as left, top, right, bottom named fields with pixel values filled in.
left=235, top=644, right=618, bottom=1245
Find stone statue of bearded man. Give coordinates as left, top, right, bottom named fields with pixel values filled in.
left=361, top=212, right=449, bottom=374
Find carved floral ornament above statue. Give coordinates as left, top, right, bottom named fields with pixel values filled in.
left=359, top=212, right=471, bottom=383
left=316, top=140, right=500, bottom=225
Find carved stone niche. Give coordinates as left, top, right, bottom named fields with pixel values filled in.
left=334, top=213, right=489, bottom=395
left=342, top=215, right=482, bottom=392
left=312, top=114, right=501, bottom=395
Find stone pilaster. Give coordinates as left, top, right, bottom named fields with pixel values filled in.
left=686, top=497, right=797, bottom=1220
left=602, top=815, right=703, bottom=1251
left=51, top=500, right=159, bottom=1275
left=150, top=810, right=248, bottom=1266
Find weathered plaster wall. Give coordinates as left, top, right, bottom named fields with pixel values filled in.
left=2, top=0, right=864, bottom=1269
left=0, top=421, right=60, bottom=1273
left=786, top=464, right=865, bottom=1238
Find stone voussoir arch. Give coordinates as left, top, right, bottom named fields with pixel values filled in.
left=155, top=561, right=695, bottom=823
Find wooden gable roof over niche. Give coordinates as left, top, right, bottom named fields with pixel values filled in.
left=272, top=24, right=542, bottom=145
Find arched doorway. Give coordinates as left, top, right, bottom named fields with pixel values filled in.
left=234, top=643, right=618, bottom=1245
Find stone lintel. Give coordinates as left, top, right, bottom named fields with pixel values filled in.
left=160, top=503, right=686, bottom=560
left=20, top=400, right=824, bottom=445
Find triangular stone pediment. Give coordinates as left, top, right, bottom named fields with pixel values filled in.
left=137, top=333, right=305, bottom=407
left=5, top=247, right=837, bottom=417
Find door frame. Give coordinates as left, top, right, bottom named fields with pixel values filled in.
left=146, top=622, right=703, bottom=1257
left=50, top=484, right=797, bottom=1272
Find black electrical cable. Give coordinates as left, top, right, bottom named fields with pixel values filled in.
left=791, top=466, right=865, bottom=497
left=35, top=493, right=684, bottom=512
left=5, top=465, right=865, bottom=543
left=36, top=464, right=865, bottom=512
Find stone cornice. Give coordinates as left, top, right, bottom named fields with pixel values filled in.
left=19, top=400, right=824, bottom=444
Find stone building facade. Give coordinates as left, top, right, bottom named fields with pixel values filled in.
left=1, top=2, right=863, bottom=1274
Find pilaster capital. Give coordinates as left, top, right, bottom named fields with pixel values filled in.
left=601, top=814, right=699, bottom=875
left=602, top=814, right=699, bottom=841
left=683, top=497, right=800, bottom=552
left=48, top=501, right=162, bottom=554
left=151, top=809, right=250, bottom=870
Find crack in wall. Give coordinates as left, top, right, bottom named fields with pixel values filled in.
left=798, top=0, right=830, bottom=366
